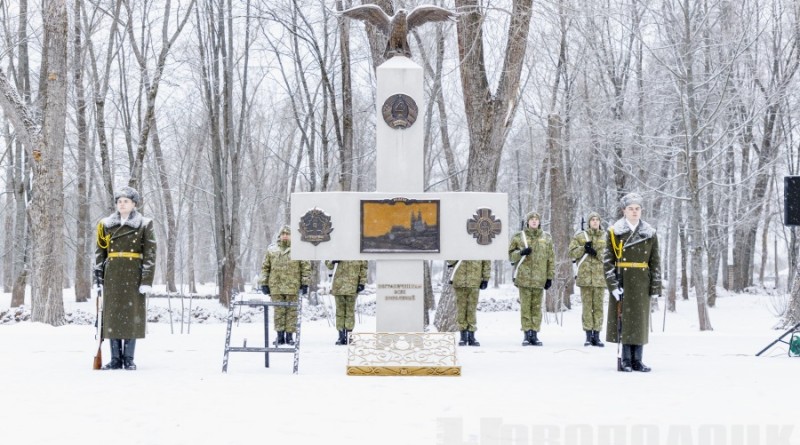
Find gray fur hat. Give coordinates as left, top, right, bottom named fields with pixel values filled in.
left=524, top=211, right=541, bottom=222
left=587, top=211, right=601, bottom=222
left=277, top=225, right=292, bottom=238
left=114, top=186, right=140, bottom=206
left=620, top=193, right=643, bottom=208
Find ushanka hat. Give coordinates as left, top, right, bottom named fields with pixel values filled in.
left=620, top=193, right=643, bottom=208
left=114, top=186, right=140, bottom=206
left=525, top=211, right=541, bottom=222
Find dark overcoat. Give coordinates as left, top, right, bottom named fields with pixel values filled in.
left=603, top=218, right=661, bottom=345
left=95, top=211, right=157, bottom=339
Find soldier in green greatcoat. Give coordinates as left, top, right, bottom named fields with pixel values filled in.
left=324, top=260, right=368, bottom=345
left=569, top=211, right=607, bottom=347
left=447, top=260, right=491, bottom=346
left=508, top=211, right=554, bottom=346
left=94, top=187, right=157, bottom=370
left=603, top=193, right=662, bottom=372
left=259, top=226, right=311, bottom=346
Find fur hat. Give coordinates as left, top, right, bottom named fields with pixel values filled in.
left=278, top=225, right=291, bottom=236
left=587, top=211, right=601, bottom=222
left=114, top=186, right=140, bottom=206
left=524, top=211, right=541, bottom=222
left=620, top=193, right=643, bottom=208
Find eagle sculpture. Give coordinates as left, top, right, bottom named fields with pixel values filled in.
left=341, top=4, right=457, bottom=59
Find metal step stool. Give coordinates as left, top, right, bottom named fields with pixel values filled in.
left=222, top=292, right=302, bottom=373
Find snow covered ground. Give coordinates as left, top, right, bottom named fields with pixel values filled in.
left=1, top=285, right=798, bottom=445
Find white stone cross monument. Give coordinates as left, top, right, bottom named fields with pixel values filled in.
left=290, top=56, right=508, bottom=333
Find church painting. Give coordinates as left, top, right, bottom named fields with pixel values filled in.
left=360, top=198, right=440, bottom=253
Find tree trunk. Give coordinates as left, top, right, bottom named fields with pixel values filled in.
left=679, top=218, right=689, bottom=300
left=435, top=0, right=533, bottom=334
left=682, top=22, right=712, bottom=331
left=336, top=0, right=354, bottom=191
left=456, top=0, right=533, bottom=192
left=547, top=115, right=571, bottom=313
left=150, top=117, right=177, bottom=292
left=667, top=199, right=679, bottom=312
left=787, top=239, right=800, bottom=326
left=8, top=0, right=71, bottom=325
left=423, top=261, right=434, bottom=328
left=72, top=0, right=91, bottom=302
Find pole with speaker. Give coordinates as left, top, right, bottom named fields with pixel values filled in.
left=756, top=177, right=800, bottom=356
left=785, top=176, right=800, bottom=226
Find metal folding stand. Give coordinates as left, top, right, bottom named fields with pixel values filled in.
left=222, top=293, right=302, bottom=374
left=756, top=322, right=800, bottom=357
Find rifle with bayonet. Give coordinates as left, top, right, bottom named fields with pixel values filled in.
left=92, top=270, right=104, bottom=370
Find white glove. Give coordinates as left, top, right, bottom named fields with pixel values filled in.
left=611, top=288, right=623, bottom=301
left=651, top=294, right=660, bottom=299
left=139, top=285, right=153, bottom=294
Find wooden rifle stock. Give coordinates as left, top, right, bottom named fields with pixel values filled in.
left=616, top=299, right=623, bottom=371
left=93, top=278, right=104, bottom=370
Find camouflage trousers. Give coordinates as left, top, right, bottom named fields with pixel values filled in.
left=580, top=287, right=605, bottom=331
left=334, top=294, right=357, bottom=330
left=518, top=287, right=543, bottom=331
left=454, top=287, right=479, bottom=332
left=272, top=293, right=298, bottom=333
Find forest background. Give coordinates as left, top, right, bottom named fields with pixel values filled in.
left=0, top=0, right=799, bottom=331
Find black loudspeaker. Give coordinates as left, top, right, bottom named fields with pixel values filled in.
left=786, top=176, right=800, bottom=226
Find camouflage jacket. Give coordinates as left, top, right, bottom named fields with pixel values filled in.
left=446, top=260, right=491, bottom=288
left=508, top=228, right=554, bottom=288
left=324, top=260, right=368, bottom=296
left=259, top=242, right=311, bottom=294
left=568, top=228, right=607, bottom=287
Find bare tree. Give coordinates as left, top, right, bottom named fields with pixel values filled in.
left=1, top=0, right=32, bottom=307
left=435, top=0, right=533, bottom=332
left=72, top=0, right=91, bottom=302
left=0, top=0, right=69, bottom=325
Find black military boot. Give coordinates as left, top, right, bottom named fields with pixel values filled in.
left=632, top=345, right=651, bottom=372
left=522, top=330, right=534, bottom=346
left=458, top=330, right=468, bottom=346
left=274, top=331, right=285, bottom=346
left=530, top=331, right=543, bottom=346
left=592, top=330, right=605, bottom=347
left=619, top=344, right=633, bottom=372
left=102, top=339, right=123, bottom=370
left=285, top=332, right=295, bottom=346
left=584, top=330, right=592, bottom=347
left=123, top=339, right=137, bottom=370
left=467, top=331, right=480, bottom=347
left=335, top=329, right=346, bottom=345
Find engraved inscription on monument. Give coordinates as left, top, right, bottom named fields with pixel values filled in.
left=361, top=198, right=439, bottom=253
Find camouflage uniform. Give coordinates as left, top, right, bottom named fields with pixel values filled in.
left=325, top=260, right=368, bottom=336
left=568, top=211, right=607, bottom=346
left=447, top=260, right=491, bottom=346
left=259, top=227, right=311, bottom=338
left=508, top=211, right=555, bottom=345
